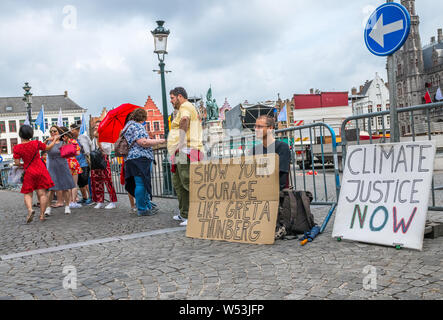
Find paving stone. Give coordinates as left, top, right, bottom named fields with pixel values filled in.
left=1, top=190, right=443, bottom=301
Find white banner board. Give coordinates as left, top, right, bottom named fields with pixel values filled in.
left=332, top=141, right=436, bottom=250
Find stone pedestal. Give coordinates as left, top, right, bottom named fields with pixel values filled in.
left=203, top=120, right=224, bottom=157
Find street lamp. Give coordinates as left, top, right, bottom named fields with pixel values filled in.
left=151, top=20, right=173, bottom=195
left=151, top=20, right=170, bottom=136
left=22, top=82, right=33, bottom=124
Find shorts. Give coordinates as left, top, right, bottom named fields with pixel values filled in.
left=78, top=166, right=90, bottom=188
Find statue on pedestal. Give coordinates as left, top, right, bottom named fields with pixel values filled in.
left=205, top=87, right=219, bottom=121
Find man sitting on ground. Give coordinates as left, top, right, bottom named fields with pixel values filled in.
left=249, top=115, right=291, bottom=191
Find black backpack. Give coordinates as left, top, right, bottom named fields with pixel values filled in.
left=90, top=149, right=107, bottom=170
left=275, top=190, right=315, bottom=240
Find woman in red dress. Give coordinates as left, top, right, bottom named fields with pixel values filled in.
left=13, top=125, right=60, bottom=223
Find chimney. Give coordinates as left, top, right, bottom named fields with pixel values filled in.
left=351, top=87, right=357, bottom=96
left=359, top=85, right=364, bottom=93
left=64, top=90, right=68, bottom=97
left=309, top=88, right=314, bottom=94
left=431, top=36, right=436, bottom=44
left=438, top=29, right=443, bottom=43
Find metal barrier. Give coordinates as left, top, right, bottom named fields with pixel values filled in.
left=340, top=101, right=443, bottom=212
left=109, top=147, right=176, bottom=199
left=209, top=122, right=342, bottom=233
left=0, top=168, right=10, bottom=189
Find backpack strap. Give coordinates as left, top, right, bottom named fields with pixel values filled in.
left=24, top=143, right=40, bottom=172
left=287, top=190, right=298, bottom=227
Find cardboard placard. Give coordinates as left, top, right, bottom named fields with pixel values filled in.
left=332, top=141, right=436, bottom=250
left=186, top=154, right=279, bottom=245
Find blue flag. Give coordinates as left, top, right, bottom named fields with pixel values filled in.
left=277, top=105, right=287, bottom=122
left=80, top=114, right=87, bottom=135
left=35, top=105, right=45, bottom=133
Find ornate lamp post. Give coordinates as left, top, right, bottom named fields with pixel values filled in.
left=151, top=20, right=173, bottom=195
left=23, top=82, right=33, bottom=123
left=151, top=20, right=170, bottom=136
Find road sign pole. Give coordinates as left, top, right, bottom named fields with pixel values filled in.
left=387, top=53, right=400, bottom=142
left=365, top=2, right=410, bottom=142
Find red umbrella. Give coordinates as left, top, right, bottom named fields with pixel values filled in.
left=98, top=103, right=142, bottom=143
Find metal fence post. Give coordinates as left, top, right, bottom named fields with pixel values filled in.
left=387, top=53, right=400, bottom=142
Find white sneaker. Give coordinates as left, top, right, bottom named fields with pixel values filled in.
left=69, top=202, right=82, bottom=209
left=65, top=206, right=71, bottom=214
left=94, top=203, right=105, bottom=209
left=173, top=214, right=185, bottom=221
left=179, top=219, right=188, bottom=226
left=105, top=202, right=116, bottom=209
left=44, top=207, right=51, bottom=217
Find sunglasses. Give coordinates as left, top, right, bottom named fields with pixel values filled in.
left=50, top=130, right=58, bottom=133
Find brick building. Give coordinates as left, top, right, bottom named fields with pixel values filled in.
left=143, top=96, right=165, bottom=139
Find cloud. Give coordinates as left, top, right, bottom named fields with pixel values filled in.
left=0, top=0, right=442, bottom=117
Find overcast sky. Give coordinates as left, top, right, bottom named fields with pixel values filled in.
left=1, top=0, right=442, bottom=117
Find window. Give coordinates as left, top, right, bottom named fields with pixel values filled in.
left=146, top=122, right=151, bottom=131
left=19, top=120, right=25, bottom=127
left=368, top=105, right=373, bottom=113
left=386, top=104, right=390, bottom=110
left=51, top=118, right=58, bottom=126
left=387, top=116, right=390, bottom=126
left=377, top=105, right=382, bottom=112
left=63, top=118, right=69, bottom=127
left=10, top=138, right=18, bottom=150
left=154, top=122, right=160, bottom=131
left=0, top=121, right=5, bottom=133
left=160, top=134, right=165, bottom=139
left=378, top=117, right=383, bottom=126
left=0, top=139, right=7, bottom=154
left=45, top=118, right=49, bottom=130
left=9, top=120, right=17, bottom=133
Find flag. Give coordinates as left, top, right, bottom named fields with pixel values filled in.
left=424, top=90, right=432, bottom=104
left=35, top=105, right=45, bottom=133
left=436, top=88, right=443, bottom=101
left=24, top=114, right=30, bottom=126
left=79, top=114, right=87, bottom=135
left=57, top=108, right=63, bottom=126
left=277, top=105, right=287, bottom=122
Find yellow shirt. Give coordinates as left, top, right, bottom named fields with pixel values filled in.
left=167, top=101, right=203, bottom=156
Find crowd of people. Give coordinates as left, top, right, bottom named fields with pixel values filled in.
left=13, top=86, right=289, bottom=228
left=12, top=109, right=164, bottom=223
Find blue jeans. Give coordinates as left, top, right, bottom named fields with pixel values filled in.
left=134, top=176, right=152, bottom=211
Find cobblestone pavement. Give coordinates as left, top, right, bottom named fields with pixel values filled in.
left=0, top=190, right=442, bottom=300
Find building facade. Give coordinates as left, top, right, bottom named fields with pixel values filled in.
left=387, top=0, right=443, bottom=135
left=292, top=91, right=351, bottom=139
left=143, top=96, right=165, bottom=139
left=351, top=72, right=391, bottom=133
left=0, top=91, right=86, bottom=160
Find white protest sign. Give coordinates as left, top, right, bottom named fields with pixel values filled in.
left=332, top=141, right=436, bottom=250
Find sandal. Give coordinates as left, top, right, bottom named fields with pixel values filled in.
left=26, top=210, right=35, bottom=224
left=39, top=214, right=46, bottom=222
left=51, top=203, right=64, bottom=208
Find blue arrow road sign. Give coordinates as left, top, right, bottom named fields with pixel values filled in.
left=0, top=156, right=3, bottom=163
left=364, top=2, right=411, bottom=56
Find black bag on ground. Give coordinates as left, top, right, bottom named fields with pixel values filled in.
left=90, top=150, right=107, bottom=170
left=275, top=189, right=315, bottom=240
